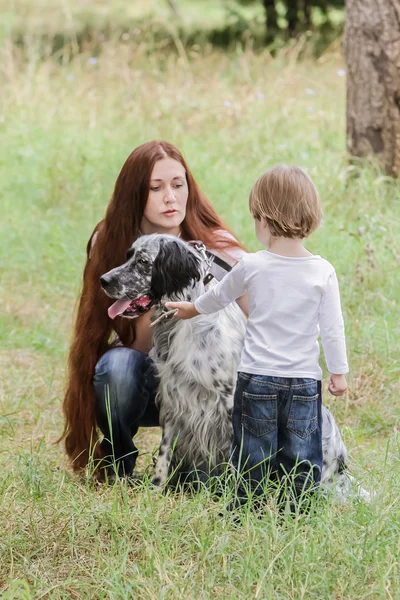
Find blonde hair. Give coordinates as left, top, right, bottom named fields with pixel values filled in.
left=249, top=165, right=323, bottom=239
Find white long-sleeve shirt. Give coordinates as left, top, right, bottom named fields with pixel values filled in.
left=195, top=250, right=349, bottom=380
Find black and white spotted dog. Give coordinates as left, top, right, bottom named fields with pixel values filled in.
left=101, top=234, right=369, bottom=500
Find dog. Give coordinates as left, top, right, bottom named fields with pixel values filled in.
left=101, top=234, right=369, bottom=500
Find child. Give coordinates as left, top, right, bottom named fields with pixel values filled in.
left=166, top=165, right=348, bottom=506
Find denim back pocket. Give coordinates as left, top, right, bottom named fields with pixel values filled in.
left=241, top=392, right=277, bottom=437
left=287, top=394, right=319, bottom=439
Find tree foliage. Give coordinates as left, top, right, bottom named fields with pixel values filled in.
left=237, top=0, right=344, bottom=38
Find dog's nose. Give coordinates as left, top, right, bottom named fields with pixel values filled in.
left=100, top=275, right=112, bottom=289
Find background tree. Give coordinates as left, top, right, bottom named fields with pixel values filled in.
left=243, top=0, right=345, bottom=39
left=345, top=0, right=400, bottom=176
left=263, top=0, right=278, bottom=38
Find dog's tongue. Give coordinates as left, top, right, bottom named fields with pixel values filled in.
left=108, top=299, right=132, bottom=320
left=108, top=296, right=152, bottom=320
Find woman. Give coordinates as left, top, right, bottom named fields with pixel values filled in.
left=61, top=140, right=247, bottom=479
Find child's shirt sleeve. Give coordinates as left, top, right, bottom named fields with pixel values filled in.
left=194, top=259, right=246, bottom=314
left=319, top=269, right=349, bottom=374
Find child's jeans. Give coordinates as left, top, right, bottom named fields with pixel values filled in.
left=231, top=372, right=322, bottom=500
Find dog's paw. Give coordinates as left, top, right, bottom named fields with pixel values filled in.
left=150, top=476, right=164, bottom=491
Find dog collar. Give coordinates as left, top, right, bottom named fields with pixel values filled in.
left=188, top=241, right=232, bottom=286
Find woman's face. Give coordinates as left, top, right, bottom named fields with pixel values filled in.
left=140, top=157, right=189, bottom=236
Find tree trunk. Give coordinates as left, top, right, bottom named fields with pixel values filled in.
left=286, top=0, right=299, bottom=36
left=263, top=0, right=278, bottom=39
left=345, top=0, right=400, bottom=176
left=303, top=0, right=312, bottom=29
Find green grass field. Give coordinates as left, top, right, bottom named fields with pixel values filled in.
left=0, top=1, right=399, bottom=598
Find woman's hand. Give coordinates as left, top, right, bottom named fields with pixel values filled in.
left=165, top=301, right=200, bottom=320
left=328, top=374, right=347, bottom=397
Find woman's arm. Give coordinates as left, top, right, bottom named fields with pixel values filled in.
left=131, top=309, right=155, bottom=354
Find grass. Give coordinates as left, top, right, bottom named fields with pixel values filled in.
left=0, top=2, right=400, bottom=598
left=0, top=0, right=264, bottom=54
left=0, top=0, right=343, bottom=57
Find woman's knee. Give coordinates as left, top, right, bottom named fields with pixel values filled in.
left=93, top=347, right=147, bottom=413
left=95, top=347, right=146, bottom=383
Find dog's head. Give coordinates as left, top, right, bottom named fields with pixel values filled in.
left=100, top=234, right=205, bottom=319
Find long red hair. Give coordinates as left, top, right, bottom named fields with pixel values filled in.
left=61, top=140, right=245, bottom=472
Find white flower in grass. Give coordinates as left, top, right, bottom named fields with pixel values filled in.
left=88, top=57, right=98, bottom=65
left=224, top=100, right=231, bottom=108
left=256, top=92, right=265, bottom=99
left=66, top=74, right=75, bottom=81
left=307, top=106, right=313, bottom=112
left=337, top=69, right=346, bottom=77
left=305, top=88, right=315, bottom=95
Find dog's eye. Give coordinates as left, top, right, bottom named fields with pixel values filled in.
left=140, top=258, right=149, bottom=265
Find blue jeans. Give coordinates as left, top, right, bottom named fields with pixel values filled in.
left=231, top=373, right=322, bottom=498
left=93, top=347, right=159, bottom=476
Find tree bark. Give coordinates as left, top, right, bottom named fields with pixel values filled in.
left=345, top=0, right=400, bottom=176
left=286, top=0, right=299, bottom=35
left=303, top=0, right=312, bottom=29
left=263, top=0, right=278, bottom=36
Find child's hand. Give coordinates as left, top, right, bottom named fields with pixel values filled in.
left=328, top=374, right=347, bottom=397
left=164, top=301, right=200, bottom=320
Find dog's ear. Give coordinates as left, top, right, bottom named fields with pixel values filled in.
left=150, top=239, right=201, bottom=300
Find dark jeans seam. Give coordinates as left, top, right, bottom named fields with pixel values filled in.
left=237, top=374, right=319, bottom=391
